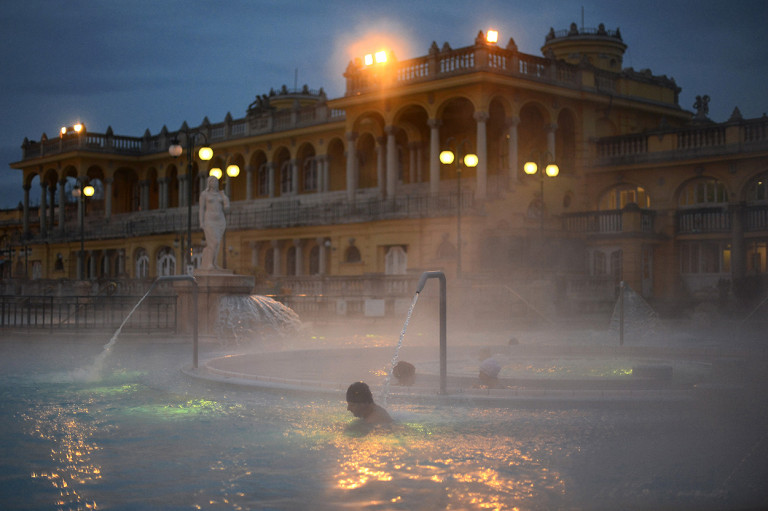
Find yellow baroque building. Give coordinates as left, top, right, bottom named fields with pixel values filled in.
left=5, top=24, right=768, bottom=318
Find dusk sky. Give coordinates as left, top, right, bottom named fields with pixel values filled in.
left=2, top=0, right=767, bottom=209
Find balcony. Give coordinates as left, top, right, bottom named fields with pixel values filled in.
left=562, top=207, right=655, bottom=235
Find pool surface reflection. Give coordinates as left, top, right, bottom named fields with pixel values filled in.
left=1, top=337, right=766, bottom=510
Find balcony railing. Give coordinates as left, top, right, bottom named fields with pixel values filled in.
left=26, top=188, right=475, bottom=244
left=561, top=208, right=655, bottom=234
left=20, top=101, right=344, bottom=161
left=596, top=117, right=768, bottom=165
left=676, top=207, right=731, bottom=234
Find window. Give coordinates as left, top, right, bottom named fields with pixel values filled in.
left=680, top=241, right=731, bottom=274
left=599, top=185, right=650, bottom=210
left=257, top=163, right=270, bottom=197
left=746, top=174, right=768, bottom=202
left=286, top=246, right=296, bottom=276
left=136, top=249, right=149, bottom=279
left=678, top=179, right=728, bottom=207
left=385, top=246, right=407, bottom=275
left=303, top=158, right=318, bottom=192
left=280, top=161, right=293, bottom=195
left=157, top=247, right=176, bottom=277
left=747, top=241, right=767, bottom=273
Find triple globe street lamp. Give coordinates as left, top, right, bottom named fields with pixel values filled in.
left=169, top=132, right=213, bottom=273
left=439, top=141, right=478, bottom=278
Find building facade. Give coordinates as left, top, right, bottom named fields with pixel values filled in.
left=5, top=24, right=768, bottom=317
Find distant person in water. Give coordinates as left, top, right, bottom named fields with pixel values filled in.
left=345, top=381, right=393, bottom=424
left=392, top=361, right=416, bottom=386
left=479, top=357, right=502, bottom=388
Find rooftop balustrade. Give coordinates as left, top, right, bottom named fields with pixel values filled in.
left=596, top=116, right=768, bottom=165
left=18, top=98, right=344, bottom=162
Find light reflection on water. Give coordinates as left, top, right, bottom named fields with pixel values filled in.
left=1, top=341, right=767, bottom=510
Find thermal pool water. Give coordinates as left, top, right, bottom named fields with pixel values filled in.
left=1, top=337, right=766, bottom=510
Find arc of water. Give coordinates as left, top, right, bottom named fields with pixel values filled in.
left=381, top=292, right=420, bottom=407
left=74, top=275, right=199, bottom=381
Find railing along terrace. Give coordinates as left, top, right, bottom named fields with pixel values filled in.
left=26, top=189, right=474, bottom=243
left=20, top=100, right=343, bottom=161
left=0, top=294, right=177, bottom=332
left=676, top=207, right=731, bottom=234
left=562, top=210, right=623, bottom=233
left=596, top=116, right=768, bottom=164
left=347, top=42, right=583, bottom=96
left=745, top=204, right=768, bottom=232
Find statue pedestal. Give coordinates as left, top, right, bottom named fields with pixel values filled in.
left=173, top=271, right=255, bottom=335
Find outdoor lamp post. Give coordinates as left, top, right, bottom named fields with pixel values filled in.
left=169, top=131, right=213, bottom=274
left=523, top=153, right=559, bottom=231
left=72, top=182, right=95, bottom=280
left=440, top=140, right=478, bottom=278
left=211, top=164, right=241, bottom=269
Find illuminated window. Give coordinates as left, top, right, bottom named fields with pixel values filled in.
left=746, top=174, right=768, bottom=202
left=599, top=185, right=650, bottom=210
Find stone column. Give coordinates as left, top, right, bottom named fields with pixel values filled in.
left=58, top=179, right=67, bottom=229
left=293, top=238, right=304, bottom=276
left=386, top=125, right=398, bottom=198
left=22, top=184, right=30, bottom=237
left=158, top=177, right=168, bottom=210
left=245, top=164, right=254, bottom=200
left=48, top=184, right=56, bottom=229
left=39, top=181, right=48, bottom=237
left=507, top=116, right=520, bottom=186
left=179, top=175, right=187, bottom=207
left=474, top=111, right=488, bottom=200
left=267, top=162, right=276, bottom=198
left=271, top=240, right=282, bottom=276
left=291, top=159, right=299, bottom=195
left=319, top=155, right=329, bottom=192
left=376, top=136, right=386, bottom=196
left=346, top=132, right=358, bottom=201
left=139, top=180, right=150, bottom=211
left=316, top=237, right=327, bottom=275
left=428, top=119, right=441, bottom=195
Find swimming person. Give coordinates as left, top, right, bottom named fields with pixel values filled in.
left=345, top=381, right=393, bottom=424
left=199, top=175, right=229, bottom=270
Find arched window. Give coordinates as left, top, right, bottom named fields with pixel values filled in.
left=745, top=173, right=768, bottom=202
left=678, top=178, right=728, bottom=207
left=135, top=249, right=149, bottom=279
left=157, top=247, right=176, bottom=277
left=309, top=245, right=320, bottom=274
left=286, top=246, right=296, bottom=276
left=264, top=248, right=274, bottom=275
left=385, top=246, right=407, bottom=275
left=599, top=185, right=651, bottom=210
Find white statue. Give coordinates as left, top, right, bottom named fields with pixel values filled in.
left=199, top=176, right=229, bottom=270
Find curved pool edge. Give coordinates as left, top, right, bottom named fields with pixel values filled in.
left=180, top=349, right=723, bottom=408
